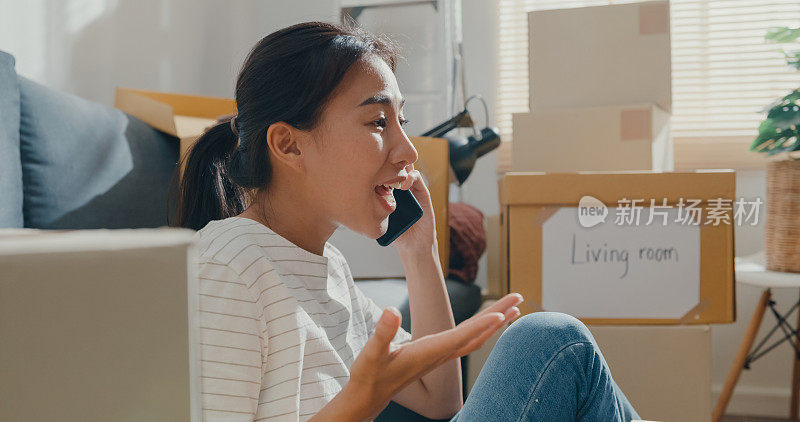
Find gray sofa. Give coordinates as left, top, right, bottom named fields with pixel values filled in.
left=0, top=49, right=481, bottom=421
left=0, top=52, right=179, bottom=230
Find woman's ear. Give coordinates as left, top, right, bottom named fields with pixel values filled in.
left=265, top=121, right=305, bottom=172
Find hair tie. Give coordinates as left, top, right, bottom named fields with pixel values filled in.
left=230, top=115, right=239, bottom=136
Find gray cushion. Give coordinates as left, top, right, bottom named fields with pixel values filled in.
left=0, top=51, right=23, bottom=228
left=19, top=76, right=179, bottom=229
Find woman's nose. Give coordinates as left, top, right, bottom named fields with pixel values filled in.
left=390, top=125, right=418, bottom=169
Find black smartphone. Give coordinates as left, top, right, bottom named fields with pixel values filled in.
left=376, top=188, right=424, bottom=247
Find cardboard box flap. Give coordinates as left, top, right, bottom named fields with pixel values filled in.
left=115, top=88, right=236, bottom=138
left=174, top=115, right=221, bottom=139
left=0, top=228, right=197, bottom=256
left=517, top=102, right=667, bottom=116
left=500, top=170, right=736, bottom=206
left=115, top=88, right=179, bottom=135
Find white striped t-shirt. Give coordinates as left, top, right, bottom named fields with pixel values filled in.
left=193, top=216, right=412, bottom=421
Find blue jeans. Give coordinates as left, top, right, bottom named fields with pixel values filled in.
left=450, top=312, right=640, bottom=421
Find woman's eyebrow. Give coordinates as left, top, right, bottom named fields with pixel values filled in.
left=357, top=94, right=405, bottom=110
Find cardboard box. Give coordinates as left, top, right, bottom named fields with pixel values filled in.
left=467, top=301, right=711, bottom=422
left=499, top=170, right=736, bottom=324
left=114, top=87, right=237, bottom=178
left=485, top=214, right=503, bottom=299
left=529, top=1, right=671, bottom=113
left=331, top=136, right=450, bottom=277
left=0, top=228, right=201, bottom=421
left=589, top=324, right=712, bottom=422
left=511, top=104, right=673, bottom=172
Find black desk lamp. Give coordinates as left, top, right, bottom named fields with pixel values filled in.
left=421, top=95, right=501, bottom=185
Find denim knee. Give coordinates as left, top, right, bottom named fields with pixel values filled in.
left=500, top=312, right=594, bottom=349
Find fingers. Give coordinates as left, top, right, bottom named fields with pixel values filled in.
left=375, top=306, right=401, bottom=341
left=365, top=307, right=402, bottom=354
left=399, top=164, right=415, bottom=191
left=402, top=295, right=524, bottom=362
left=504, top=306, right=521, bottom=323
left=452, top=307, right=521, bottom=357
left=385, top=312, right=510, bottom=387
left=475, top=293, right=524, bottom=318
left=412, top=311, right=505, bottom=362
left=405, top=163, right=415, bottom=179
left=453, top=322, right=502, bottom=357
left=400, top=168, right=422, bottom=191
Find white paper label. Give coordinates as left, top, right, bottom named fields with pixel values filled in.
left=541, top=207, right=700, bottom=319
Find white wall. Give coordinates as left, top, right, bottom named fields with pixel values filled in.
left=2, top=0, right=787, bottom=416
left=0, top=0, right=341, bottom=103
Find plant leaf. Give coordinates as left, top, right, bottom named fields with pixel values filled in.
left=766, top=27, right=800, bottom=43
left=751, top=119, right=781, bottom=152
left=785, top=50, right=800, bottom=70
left=765, top=89, right=800, bottom=129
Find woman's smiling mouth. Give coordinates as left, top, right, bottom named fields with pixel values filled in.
left=374, top=182, right=400, bottom=213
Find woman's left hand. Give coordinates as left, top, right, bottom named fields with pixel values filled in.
left=393, top=163, right=437, bottom=254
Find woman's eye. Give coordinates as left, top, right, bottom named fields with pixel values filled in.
left=372, top=118, right=409, bottom=129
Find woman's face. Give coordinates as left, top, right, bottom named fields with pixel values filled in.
left=301, top=55, right=418, bottom=239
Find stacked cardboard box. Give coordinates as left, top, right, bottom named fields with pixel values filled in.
left=487, top=3, right=727, bottom=421
left=495, top=170, right=735, bottom=418
left=512, top=0, right=673, bottom=172
left=513, top=104, right=673, bottom=172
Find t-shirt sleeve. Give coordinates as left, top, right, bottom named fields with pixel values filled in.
left=353, top=283, right=413, bottom=345
left=197, top=258, right=266, bottom=421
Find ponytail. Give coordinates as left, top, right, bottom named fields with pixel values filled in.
left=168, top=120, right=257, bottom=230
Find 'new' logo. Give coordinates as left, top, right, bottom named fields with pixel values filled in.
left=578, top=196, right=607, bottom=228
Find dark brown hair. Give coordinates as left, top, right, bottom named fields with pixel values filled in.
left=168, top=21, right=400, bottom=230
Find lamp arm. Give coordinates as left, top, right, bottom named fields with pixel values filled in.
left=465, top=94, right=489, bottom=128
left=420, top=109, right=471, bottom=137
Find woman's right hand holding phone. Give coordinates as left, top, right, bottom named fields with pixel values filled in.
left=310, top=293, right=524, bottom=421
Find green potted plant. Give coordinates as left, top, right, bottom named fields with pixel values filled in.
left=750, top=26, right=800, bottom=272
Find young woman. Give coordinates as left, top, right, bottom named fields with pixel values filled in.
left=174, top=21, right=639, bottom=422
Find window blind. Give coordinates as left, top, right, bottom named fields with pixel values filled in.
left=496, top=0, right=800, bottom=159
